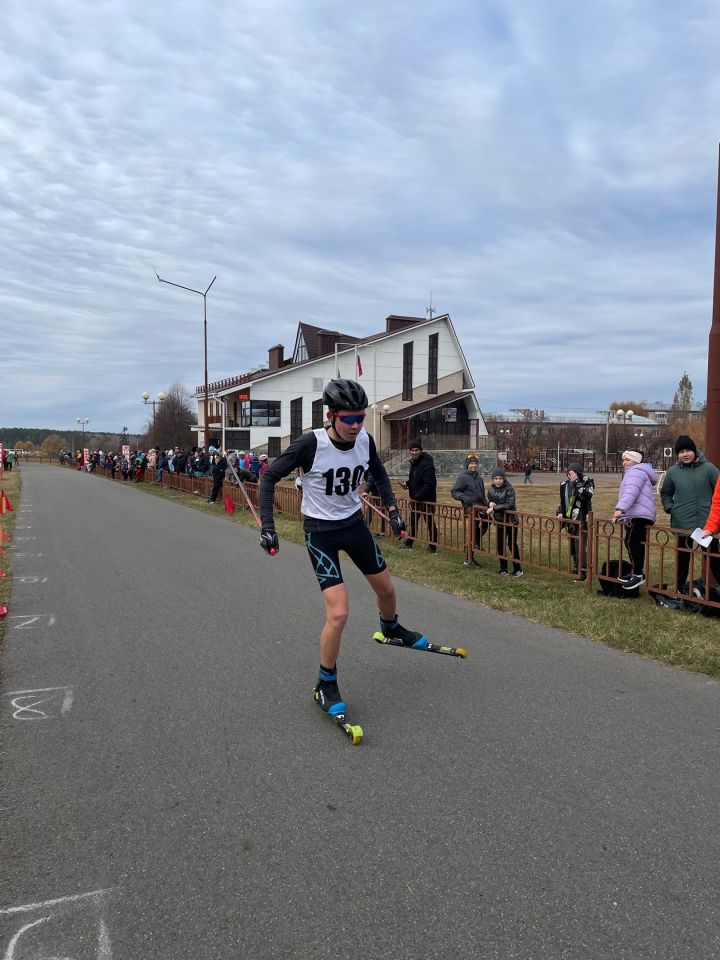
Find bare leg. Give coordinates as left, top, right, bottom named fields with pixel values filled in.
left=319, top=583, right=349, bottom=667
left=365, top=568, right=396, bottom=620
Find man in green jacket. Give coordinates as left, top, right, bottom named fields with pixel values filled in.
left=661, top=435, right=719, bottom=591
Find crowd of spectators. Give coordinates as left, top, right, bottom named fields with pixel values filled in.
left=62, top=446, right=270, bottom=487
left=63, top=431, right=720, bottom=606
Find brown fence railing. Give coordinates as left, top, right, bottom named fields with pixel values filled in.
left=64, top=461, right=720, bottom=613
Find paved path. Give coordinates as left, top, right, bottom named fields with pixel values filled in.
left=1, top=464, right=719, bottom=960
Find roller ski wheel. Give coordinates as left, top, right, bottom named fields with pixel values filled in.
left=312, top=687, right=364, bottom=745
left=372, top=630, right=467, bottom=659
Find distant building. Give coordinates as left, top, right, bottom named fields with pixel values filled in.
left=195, top=314, right=487, bottom=455
left=483, top=408, right=663, bottom=471
left=642, top=401, right=705, bottom=424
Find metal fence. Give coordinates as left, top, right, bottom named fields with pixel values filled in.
left=69, top=462, right=720, bottom=613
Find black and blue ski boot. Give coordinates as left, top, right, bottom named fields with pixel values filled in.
left=379, top=616, right=429, bottom=650
left=313, top=666, right=346, bottom=718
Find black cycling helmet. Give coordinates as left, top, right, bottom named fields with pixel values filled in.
left=322, top=379, right=369, bottom=412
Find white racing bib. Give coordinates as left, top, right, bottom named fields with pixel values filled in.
left=301, top=428, right=370, bottom=521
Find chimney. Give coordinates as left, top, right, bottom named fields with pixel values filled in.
left=268, top=344, right=284, bottom=370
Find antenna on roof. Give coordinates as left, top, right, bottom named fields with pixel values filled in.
left=426, top=291, right=436, bottom=320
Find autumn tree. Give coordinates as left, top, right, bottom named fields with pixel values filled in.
left=41, top=434, right=66, bottom=458
left=608, top=400, right=650, bottom=418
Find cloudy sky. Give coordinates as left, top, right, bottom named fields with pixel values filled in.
left=2, top=0, right=720, bottom=433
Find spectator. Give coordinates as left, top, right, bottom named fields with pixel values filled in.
left=451, top=454, right=489, bottom=567
left=399, top=438, right=438, bottom=554
left=6, top=449, right=14, bottom=471
left=258, top=454, right=270, bottom=477
left=194, top=447, right=210, bottom=478
left=249, top=451, right=261, bottom=480
left=660, top=435, right=719, bottom=592
left=523, top=463, right=533, bottom=484
left=612, top=450, right=657, bottom=590
left=207, top=450, right=228, bottom=504
left=487, top=467, right=523, bottom=576
left=556, top=463, right=595, bottom=582
left=156, top=449, right=169, bottom=485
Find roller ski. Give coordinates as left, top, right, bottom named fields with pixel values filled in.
left=373, top=618, right=467, bottom=658
left=313, top=669, right=363, bottom=745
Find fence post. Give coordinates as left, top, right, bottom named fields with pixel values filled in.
left=586, top=511, right=594, bottom=593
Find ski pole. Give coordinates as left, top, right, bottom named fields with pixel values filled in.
left=360, top=494, right=406, bottom=538
left=226, top=458, right=276, bottom=555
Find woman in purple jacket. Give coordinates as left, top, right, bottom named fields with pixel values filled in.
left=612, top=450, right=657, bottom=589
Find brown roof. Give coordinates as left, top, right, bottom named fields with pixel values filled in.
left=384, top=390, right=473, bottom=421
left=297, top=322, right=361, bottom=360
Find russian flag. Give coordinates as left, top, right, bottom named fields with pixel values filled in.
left=356, top=352, right=363, bottom=377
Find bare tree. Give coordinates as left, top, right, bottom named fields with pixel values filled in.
left=154, top=382, right=195, bottom=450
left=670, top=372, right=694, bottom=426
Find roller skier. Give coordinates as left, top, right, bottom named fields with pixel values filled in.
left=258, top=379, right=435, bottom=742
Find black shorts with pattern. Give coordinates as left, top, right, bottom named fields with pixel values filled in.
left=304, top=515, right=387, bottom=591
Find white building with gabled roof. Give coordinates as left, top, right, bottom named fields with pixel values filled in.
left=196, top=314, right=487, bottom=456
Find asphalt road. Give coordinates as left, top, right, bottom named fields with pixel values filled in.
left=1, top=464, right=719, bottom=960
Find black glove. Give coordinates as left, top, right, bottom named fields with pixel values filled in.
left=260, top=526, right=279, bottom=555
left=388, top=509, right=406, bottom=539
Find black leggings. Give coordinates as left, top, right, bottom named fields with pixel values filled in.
left=407, top=502, right=438, bottom=546
left=496, top=521, right=521, bottom=572
left=623, top=518, right=653, bottom=575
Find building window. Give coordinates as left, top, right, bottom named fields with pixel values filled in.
left=428, top=333, right=438, bottom=394
left=312, top=399, right=324, bottom=429
left=290, top=397, right=303, bottom=441
left=240, top=400, right=281, bottom=427
left=268, top=437, right=281, bottom=458
left=403, top=342, right=413, bottom=401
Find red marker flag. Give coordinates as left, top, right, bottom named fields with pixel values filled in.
left=356, top=352, right=363, bottom=377
left=1, top=491, right=13, bottom=513
left=224, top=494, right=236, bottom=515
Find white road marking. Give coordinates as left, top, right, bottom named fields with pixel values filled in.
left=14, top=576, right=48, bottom=584
left=0, top=890, right=113, bottom=960
left=3, top=687, right=74, bottom=720
left=3, top=915, right=50, bottom=960
left=8, top=614, right=56, bottom=629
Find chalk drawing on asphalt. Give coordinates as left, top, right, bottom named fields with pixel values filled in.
left=3, top=687, right=74, bottom=720
left=0, top=889, right=113, bottom=960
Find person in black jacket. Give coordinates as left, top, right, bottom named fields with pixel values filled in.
left=207, top=451, right=228, bottom=504
left=556, top=462, right=594, bottom=582
left=487, top=467, right=523, bottom=576
left=452, top=454, right=489, bottom=566
left=399, top=438, right=438, bottom=553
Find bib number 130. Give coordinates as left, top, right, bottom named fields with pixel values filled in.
left=322, top=465, right=366, bottom=496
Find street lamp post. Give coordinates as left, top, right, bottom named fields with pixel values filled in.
left=380, top=404, right=390, bottom=453
left=142, top=391, right=167, bottom=448
left=155, top=269, right=216, bottom=449
left=498, top=428, right=511, bottom=462
left=612, top=409, right=634, bottom=470
left=76, top=418, right=89, bottom=467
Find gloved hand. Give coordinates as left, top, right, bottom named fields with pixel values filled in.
left=260, top=526, right=279, bottom=555
left=388, top=509, right=406, bottom=540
